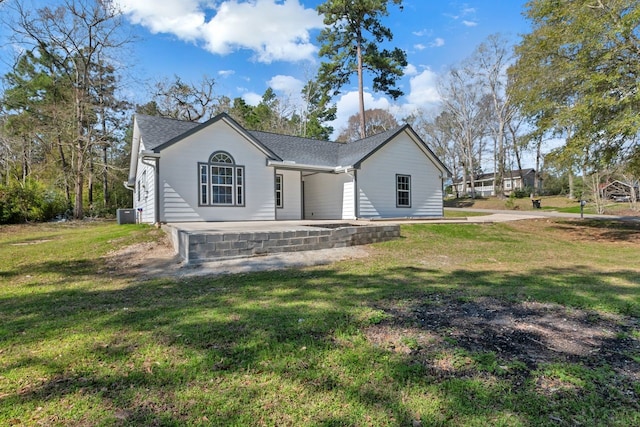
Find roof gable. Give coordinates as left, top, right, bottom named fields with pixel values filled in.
left=136, top=113, right=281, bottom=160
left=346, top=125, right=451, bottom=176
left=132, top=113, right=448, bottom=173
left=135, top=114, right=200, bottom=151
left=338, top=126, right=402, bottom=167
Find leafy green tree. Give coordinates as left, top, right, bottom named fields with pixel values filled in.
left=89, top=58, right=131, bottom=213
left=316, top=0, right=407, bottom=139
left=509, top=0, right=640, bottom=172
left=299, top=79, right=336, bottom=140
left=2, top=46, right=75, bottom=202
left=6, top=0, right=129, bottom=219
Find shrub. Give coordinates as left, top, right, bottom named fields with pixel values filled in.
left=0, top=180, right=67, bottom=224
left=512, top=187, right=532, bottom=198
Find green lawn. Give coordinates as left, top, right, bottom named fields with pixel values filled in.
left=1, top=220, right=639, bottom=426
left=445, top=195, right=639, bottom=216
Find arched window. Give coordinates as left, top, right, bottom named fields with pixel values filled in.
left=210, top=152, right=233, bottom=164
left=198, top=151, right=245, bottom=206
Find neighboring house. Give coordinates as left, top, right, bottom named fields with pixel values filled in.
left=453, top=168, right=539, bottom=197
left=126, top=113, right=451, bottom=224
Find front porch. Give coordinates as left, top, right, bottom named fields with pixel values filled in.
left=163, top=220, right=401, bottom=264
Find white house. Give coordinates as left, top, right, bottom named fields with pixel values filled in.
left=126, top=113, right=451, bottom=224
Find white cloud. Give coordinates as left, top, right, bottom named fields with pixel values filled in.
left=267, top=75, right=305, bottom=106
left=115, top=0, right=323, bottom=63
left=412, top=29, right=432, bottom=37
left=463, top=20, right=478, bottom=27
left=414, top=43, right=426, bottom=51
left=429, top=38, right=445, bottom=48
left=268, top=75, right=304, bottom=96
left=404, top=64, right=418, bottom=76
left=329, top=91, right=393, bottom=138
left=116, top=0, right=204, bottom=40
left=218, top=69, right=235, bottom=77
left=242, top=91, right=262, bottom=106
left=407, top=68, right=440, bottom=108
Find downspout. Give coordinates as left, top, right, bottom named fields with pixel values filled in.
left=141, top=155, right=160, bottom=226
left=354, top=169, right=359, bottom=219
left=441, top=174, right=445, bottom=217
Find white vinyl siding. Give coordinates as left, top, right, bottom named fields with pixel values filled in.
left=303, top=172, right=355, bottom=220
left=357, top=132, right=444, bottom=218
left=133, top=140, right=155, bottom=224
left=159, top=120, right=275, bottom=222
left=275, top=169, right=302, bottom=220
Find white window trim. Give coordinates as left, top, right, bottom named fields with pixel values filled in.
left=275, top=174, right=283, bottom=209
left=396, top=174, right=411, bottom=208
left=198, top=151, right=245, bottom=207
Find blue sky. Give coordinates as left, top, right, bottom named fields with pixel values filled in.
left=1, top=0, right=531, bottom=135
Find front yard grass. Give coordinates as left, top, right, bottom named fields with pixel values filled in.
left=445, top=195, right=639, bottom=216
left=1, top=220, right=639, bottom=426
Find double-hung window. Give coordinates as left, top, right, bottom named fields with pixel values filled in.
left=275, top=174, right=283, bottom=208
left=198, top=151, right=245, bottom=206
left=396, top=174, right=411, bottom=208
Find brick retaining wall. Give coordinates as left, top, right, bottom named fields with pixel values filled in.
left=166, top=224, right=400, bottom=264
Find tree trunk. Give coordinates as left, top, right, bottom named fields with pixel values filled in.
left=534, top=137, right=542, bottom=196
left=103, top=145, right=109, bottom=207
left=74, top=142, right=84, bottom=219
left=57, top=135, right=71, bottom=204
left=356, top=34, right=366, bottom=139
left=73, top=82, right=85, bottom=220
left=88, top=145, right=94, bottom=209
left=492, top=135, right=497, bottom=196
left=22, top=137, right=29, bottom=183
left=495, top=121, right=506, bottom=198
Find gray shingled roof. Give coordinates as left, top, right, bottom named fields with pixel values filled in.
left=248, top=127, right=403, bottom=167
left=248, top=131, right=340, bottom=167
left=136, top=114, right=200, bottom=150
left=135, top=113, right=420, bottom=169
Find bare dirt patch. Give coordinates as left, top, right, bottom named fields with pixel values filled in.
left=365, top=294, right=640, bottom=390
left=104, top=231, right=370, bottom=279
left=104, top=232, right=183, bottom=278
left=547, top=219, right=640, bottom=243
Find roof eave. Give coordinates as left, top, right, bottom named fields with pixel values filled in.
left=267, top=160, right=353, bottom=173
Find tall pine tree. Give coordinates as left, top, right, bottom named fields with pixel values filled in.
left=316, top=0, right=407, bottom=138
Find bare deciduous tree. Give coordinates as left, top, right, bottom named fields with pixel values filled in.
left=7, top=0, right=129, bottom=218
left=337, top=108, right=399, bottom=142
left=151, top=75, right=220, bottom=122
left=439, top=66, right=489, bottom=197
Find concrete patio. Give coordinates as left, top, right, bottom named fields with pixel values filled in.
left=160, top=210, right=588, bottom=265
left=162, top=220, right=402, bottom=264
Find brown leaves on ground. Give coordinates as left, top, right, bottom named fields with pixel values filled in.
left=365, top=294, right=640, bottom=393
left=544, top=219, right=640, bottom=244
